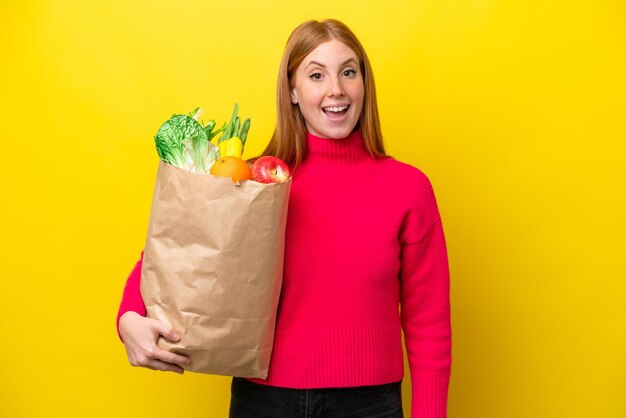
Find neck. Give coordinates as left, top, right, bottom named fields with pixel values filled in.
left=304, top=128, right=371, bottom=165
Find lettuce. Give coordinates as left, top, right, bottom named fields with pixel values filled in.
left=154, top=110, right=222, bottom=174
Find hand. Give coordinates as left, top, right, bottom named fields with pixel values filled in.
left=119, top=311, right=191, bottom=374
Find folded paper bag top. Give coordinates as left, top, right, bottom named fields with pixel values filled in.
left=140, top=160, right=292, bottom=378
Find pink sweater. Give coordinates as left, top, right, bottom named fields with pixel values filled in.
left=116, top=128, right=452, bottom=417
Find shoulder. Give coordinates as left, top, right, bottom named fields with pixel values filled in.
left=377, top=156, right=436, bottom=195
left=377, top=157, right=441, bottom=244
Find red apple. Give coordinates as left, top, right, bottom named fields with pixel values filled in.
left=251, top=156, right=291, bottom=184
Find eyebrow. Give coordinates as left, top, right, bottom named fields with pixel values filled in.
left=305, top=58, right=357, bottom=70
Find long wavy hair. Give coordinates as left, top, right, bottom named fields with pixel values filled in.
left=248, top=19, right=388, bottom=170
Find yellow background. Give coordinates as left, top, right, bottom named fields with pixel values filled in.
left=1, top=1, right=624, bottom=417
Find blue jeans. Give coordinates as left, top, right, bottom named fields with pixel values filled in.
left=229, top=377, right=403, bottom=418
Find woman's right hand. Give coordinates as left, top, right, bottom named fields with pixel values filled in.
left=118, top=311, right=191, bottom=374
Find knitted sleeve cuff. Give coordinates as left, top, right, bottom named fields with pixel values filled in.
left=409, top=371, right=450, bottom=418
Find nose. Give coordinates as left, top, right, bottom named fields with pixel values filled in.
left=327, top=75, right=345, bottom=97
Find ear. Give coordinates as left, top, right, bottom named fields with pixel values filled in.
left=290, top=88, right=298, bottom=104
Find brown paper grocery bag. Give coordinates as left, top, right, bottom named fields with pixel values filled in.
left=140, top=160, right=291, bottom=378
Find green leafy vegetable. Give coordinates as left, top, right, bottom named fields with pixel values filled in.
left=239, top=118, right=250, bottom=146
left=154, top=110, right=220, bottom=174
left=216, top=102, right=251, bottom=148
left=219, top=103, right=240, bottom=144
left=207, top=121, right=227, bottom=142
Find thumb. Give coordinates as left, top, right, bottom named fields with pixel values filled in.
left=155, top=321, right=181, bottom=342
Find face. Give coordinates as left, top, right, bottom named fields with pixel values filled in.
left=290, top=39, right=365, bottom=139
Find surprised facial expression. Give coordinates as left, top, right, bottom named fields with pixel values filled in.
left=290, top=39, right=365, bottom=140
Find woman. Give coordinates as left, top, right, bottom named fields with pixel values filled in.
left=117, top=19, right=452, bottom=418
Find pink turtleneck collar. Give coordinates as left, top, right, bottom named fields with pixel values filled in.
left=304, top=128, right=373, bottom=165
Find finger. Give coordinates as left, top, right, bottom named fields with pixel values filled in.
left=152, top=346, right=191, bottom=367
left=154, top=321, right=181, bottom=342
left=144, top=358, right=185, bottom=374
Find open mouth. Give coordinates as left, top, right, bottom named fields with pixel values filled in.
left=322, top=104, right=350, bottom=116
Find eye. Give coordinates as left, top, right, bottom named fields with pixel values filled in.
left=309, top=72, right=323, bottom=80
left=343, top=69, right=357, bottom=77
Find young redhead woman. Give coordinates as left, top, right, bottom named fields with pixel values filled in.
left=116, top=19, right=452, bottom=418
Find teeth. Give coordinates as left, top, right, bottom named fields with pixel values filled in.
left=323, top=105, right=348, bottom=112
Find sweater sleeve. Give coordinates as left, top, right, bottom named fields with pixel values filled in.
left=115, top=250, right=147, bottom=343
left=399, top=178, right=452, bottom=418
